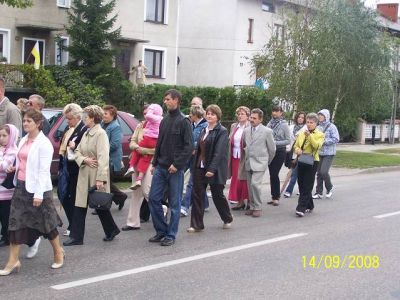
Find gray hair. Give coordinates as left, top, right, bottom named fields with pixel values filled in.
left=29, top=94, right=45, bottom=110
left=191, top=96, right=203, bottom=106
left=251, top=108, right=264, bottom=119
left=306, top=112, right=319, bottom=123
left=63, top=103, right=83, bottom=119
left=189, top=105, right=205, bottom=119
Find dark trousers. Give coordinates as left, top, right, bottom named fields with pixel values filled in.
left=70, top=206, right=119, bottom=241
left=315, top=155, right=334, bottom=194
left=268, top=148, right=286, bottom=200
left=190, top=168, right=233, bottom=230
left=296, top=161, right=319, bottom=213
left=62, top=173, right=78, bottom=230
left=110, top=181, right=127, bottom=205
left=0, top=200, right=11, bottom=242
left=140, top=199, right=150, bottom=222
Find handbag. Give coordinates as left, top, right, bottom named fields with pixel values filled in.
left=88, top=186, right=113, bottom=210
left=297, top=153, right=314, bottom=165
left=57, top=157, right=69, bottom=204
left=1, top=171, right=15, bottom=189
left=2, top=159, right=16, bottom=189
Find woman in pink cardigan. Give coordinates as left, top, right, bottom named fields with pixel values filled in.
left=0, top=124, right=19, bottom=247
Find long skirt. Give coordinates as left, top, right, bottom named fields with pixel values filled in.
left=228, top=157, right=249, bottom=202
left=8, top=180, right=62, bottom=245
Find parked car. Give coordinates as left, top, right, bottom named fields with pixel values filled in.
left=43, top=108, right=140, bottom=176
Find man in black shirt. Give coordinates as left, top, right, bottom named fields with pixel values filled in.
left=148, top=89, right=193, bottom=246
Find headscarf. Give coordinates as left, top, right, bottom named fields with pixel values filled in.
left=3, top=124, right=19, bottom=152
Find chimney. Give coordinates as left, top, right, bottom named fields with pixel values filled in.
left=377, top=3, right=399, bottom=23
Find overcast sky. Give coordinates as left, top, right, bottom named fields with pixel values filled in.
left=364, top=0, right=400, bottom=8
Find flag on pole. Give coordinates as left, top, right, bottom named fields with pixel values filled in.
left=31, top=41, right=40, bottom=70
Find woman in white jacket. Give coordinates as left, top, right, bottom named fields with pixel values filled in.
left=0, top=108, right=64, bottom=276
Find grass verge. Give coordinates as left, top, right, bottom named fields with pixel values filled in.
left=333, top=150, right=400, bottom=169
left=373, top=148, right=400, bottom=155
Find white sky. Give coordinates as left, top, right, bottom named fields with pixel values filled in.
left=364, top=0, right=400, bottom=8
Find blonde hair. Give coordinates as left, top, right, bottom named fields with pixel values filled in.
left=63, top=103, right=83, bottom=119
left=235, top=106, right=250, bottom=117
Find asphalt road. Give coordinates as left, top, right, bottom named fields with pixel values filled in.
left=0, top=171, right=399, bottom=300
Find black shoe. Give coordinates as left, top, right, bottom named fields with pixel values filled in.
left=232, top=204, right=245, bottom=211
left=140, top=218, right=149, bottom=223
left=0, top=239, right=9, bottom=247
left=103, top=229, right=121, bottom=242
left=118, top=194, right=128, bottom=211
left=91, top=210, right=98, bottom=215
left=149, top=234, right=165, bottom=243
left=121, top=225, right=140, bottom=231
left=160, top=238, right=175, bottom=246
left=63, top=238, right=83, bottom=246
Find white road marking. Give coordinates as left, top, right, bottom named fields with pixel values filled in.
left=373, top=211, right=400, bottom=219
left=51, top=232, right=307, bottom=290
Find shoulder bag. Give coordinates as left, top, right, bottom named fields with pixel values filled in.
left=88, top=186, right=113, bottom=210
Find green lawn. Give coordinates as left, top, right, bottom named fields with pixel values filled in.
left=373, top=148, right=400, bottom=155
left=115, top=180, right=132, bottom=190
left=333, top=150, right=400, bottom=169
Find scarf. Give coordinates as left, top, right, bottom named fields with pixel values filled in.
left=293, top=124, right=303, bottom=136
left=267, top=117, right=282, bottom=130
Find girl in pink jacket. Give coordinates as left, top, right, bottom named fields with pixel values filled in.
left=126, top=104, right=163, bottom=189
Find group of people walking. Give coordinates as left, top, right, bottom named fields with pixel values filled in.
left=0, top=82, right=339, bottom=275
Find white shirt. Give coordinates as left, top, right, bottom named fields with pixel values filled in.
left=200, top=125, right=213, bottom=168
left=232, top=124, right=245, bottom=159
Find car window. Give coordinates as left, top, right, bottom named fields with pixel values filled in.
left=54, top=118, right=68, bottom=140
left=44, top=111, right=62, bottom=128
left=117, top=116, right=133, bottom=136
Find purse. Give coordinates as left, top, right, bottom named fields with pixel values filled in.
left=1, top=171, right=15, bottom=189
left=297, top=153, right=314, bottom=165
left=87, top=186, right=113, bottom=210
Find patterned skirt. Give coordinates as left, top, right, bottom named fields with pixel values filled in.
left=8, top=180, right=62, bottom=244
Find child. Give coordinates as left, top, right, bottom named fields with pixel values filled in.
left=0, top=124, right=19, bottom=247
left=126, top=104, right=163, bottom=190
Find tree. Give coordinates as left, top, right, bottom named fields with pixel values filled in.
left=0, top=0, right=32, bottom=7
left=66, top=0, right=121, bottom=80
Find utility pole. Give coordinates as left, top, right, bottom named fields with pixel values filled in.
left=389, top=44, right=399, bottom=144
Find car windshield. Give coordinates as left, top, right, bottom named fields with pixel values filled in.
left=43, top=110, right=62, bottom=128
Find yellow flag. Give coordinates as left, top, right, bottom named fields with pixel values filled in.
left=31, top=41, right=40, bottom=70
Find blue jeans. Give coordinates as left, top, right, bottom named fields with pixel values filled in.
left=181, top=171, right=209, bottom=212
left=149, top=166, right=184, bottom=240
left=285, top=164, right=298, bottom=195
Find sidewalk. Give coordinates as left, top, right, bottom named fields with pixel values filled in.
left=337, top=142, right=400, bottom=153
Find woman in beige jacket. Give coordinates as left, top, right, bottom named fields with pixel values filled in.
left=63, top=105, right=120, bottom=246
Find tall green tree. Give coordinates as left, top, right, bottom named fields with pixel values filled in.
left=66, top=0, right=121, bottom=80
left=0, top=0, right=32, bottom=7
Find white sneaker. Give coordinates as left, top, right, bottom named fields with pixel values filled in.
left=283, top=192, right=291, bottom=198
left=162, top=205, right=168, bottom=217
left=296, top=192, right=300, bottom=195
left=312, top=193, right=322, bottom=199
left=180, top=208, right=188, bottom=217
left=295, top=211, right=305, bottom=217
left=222, top=222, right=232, bottom=229
left=124, top=167, right=135, bottom=177
left=26, top=237, right=41, bottom=259
left=63, top=230, right=70, bottom=237
left=326, top=188, right=333, bottom=198
left=204, top=207, right=210, bottom=212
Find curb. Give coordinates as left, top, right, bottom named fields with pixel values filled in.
left=358, top=165, right=400, bottom=175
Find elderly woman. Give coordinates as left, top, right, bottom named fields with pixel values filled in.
left=101, top=105, right=127, bottom=210
left=294, top=113, right=325, bottom=217
left=228, top=106, right=250, bottom=210
left=122, top=105, right=156, bottom=231
left=58, top=104, right=87, bottom=236
left=63, top=105, right=120, bottom=246
left=0, top=108, right=64, bottom=275
left=187, top=105, right=233, bottom=233
left=180, top=104, right=208, bottom=216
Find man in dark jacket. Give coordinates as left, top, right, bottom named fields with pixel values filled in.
left=148, top=89, right=193, bottom=246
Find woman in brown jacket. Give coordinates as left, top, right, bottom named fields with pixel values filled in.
left=63, top=105, right=120, bottom=246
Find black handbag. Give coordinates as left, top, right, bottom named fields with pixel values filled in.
left=87, top=186, right=113, bottom=210
left=1, top=171, right=15, bottom=189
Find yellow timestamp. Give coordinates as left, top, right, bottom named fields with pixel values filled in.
left=302, top=255, right=380, bottom=269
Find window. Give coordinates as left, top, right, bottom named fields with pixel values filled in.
left=146, top=0, right=166, bottom=23
left=262, top=0, right=275, bottom=13
left=22, top=38, right=45, bottom=66
left=57, top=0, right=71, bottom=8
left=0, top=29, right=10, bottom=62
left=55, top=36, right=69, bottom=66
left=144, top=49, right=164, bottom=78
left=248, top=18, right=254, bottom=43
